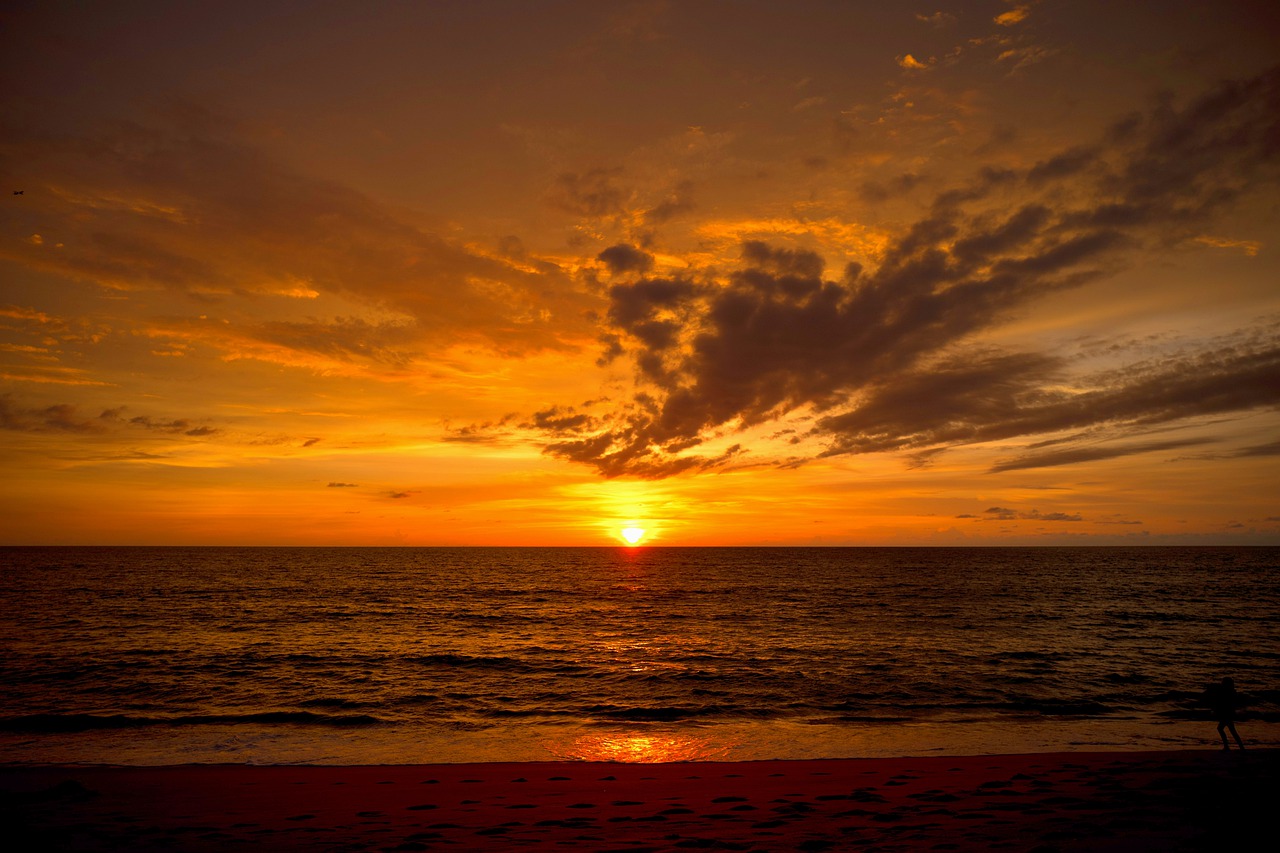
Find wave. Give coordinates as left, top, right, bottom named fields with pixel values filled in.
left=995, top=698, right=1116, bottom=716
left=1, top=711, right=383, bottom=733
left=403, top=653, right=590, bottom=675
left=587, top=704, right=783, bottom=722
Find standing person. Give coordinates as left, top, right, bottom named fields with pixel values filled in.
left=1205, top=676, right=1246, bottom=750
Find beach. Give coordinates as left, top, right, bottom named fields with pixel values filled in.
left=4, top=750, right=1275, bottom=851
left=4, top=549, right=1277, bottom=848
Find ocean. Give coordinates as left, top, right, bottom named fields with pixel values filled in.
left=1, top=546, right=1277, bottom=765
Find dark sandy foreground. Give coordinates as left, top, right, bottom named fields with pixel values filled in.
left=2, top=750, right=1276, bottom=851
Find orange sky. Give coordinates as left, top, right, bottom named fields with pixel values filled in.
left=2, top=1, right=1278, bottom=545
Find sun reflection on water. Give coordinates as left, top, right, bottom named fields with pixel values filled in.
left=547, top=729, right=733, bottom=763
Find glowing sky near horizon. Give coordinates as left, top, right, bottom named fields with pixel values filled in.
left=1, top=1, right=1278, bottom=545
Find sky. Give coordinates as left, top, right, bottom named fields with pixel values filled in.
left=1, top=0, right=1278, bottom=546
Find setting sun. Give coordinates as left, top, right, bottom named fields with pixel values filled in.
left=620, top=527, right=646, bottom=545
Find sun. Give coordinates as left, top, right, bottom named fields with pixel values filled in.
left=620, top=527, right=646, bottom=545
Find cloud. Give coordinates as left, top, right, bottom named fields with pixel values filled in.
left=1026, top=146, right=1099, bottom=184
left=0, top=109, right=592, bottom=355
left=995, top=6, right=1030, bottom=27
left=859, top=172, right=925, bottom=203
left=0, top=396, right=228, bottom=442
left=915, top=12, right=957, bottom=29
left=644, top=180, right=696, bottom=224
left=818, top=329, right=1280, bottom=461
left=980, top=506, right=1083, bottom=521
left=897, top=54, right=931, bottom=71
left=1194, top=235, right=1261, bottom=256
left=0, top=396, right=121, bottom=433
left=524, top=66, right=1280, bottom=478
left=996, top=44, right=1056, bottom=72
left=1229, top=439, right=1280, bottom=457
left=598, top=244, right=655, bottom=276
left=546, top=167, right=629, bottom=218
left=527, top=405, right=598, bottom=434
left=327, top=482, right=358, bottom=488
left=989, top=437, right=1217, bottom=473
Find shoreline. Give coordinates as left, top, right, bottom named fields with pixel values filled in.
left=5, top=749, right=1275, bottom=851
left=6, top=715, right=1267, bottom=767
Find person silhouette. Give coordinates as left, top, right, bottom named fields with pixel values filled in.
left=1204, top=676, right=1245, bottom=750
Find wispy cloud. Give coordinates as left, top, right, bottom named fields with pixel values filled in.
left=0, top=110, right=596, bottom=357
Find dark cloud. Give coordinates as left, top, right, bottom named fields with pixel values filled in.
left=606, top=277, right=698, bottom=329
left=528, top=405, right=596, bottom=434
left=0, top=394, right=120, bottom=432
left=1232, top=439, right=1280, bottom=457
left=644, top=180, right=695, bottom=224
left=441, top=414, right=520, bottom=444
left=819, top=331, right=1280, bottom=460
left=547, top=167, right=628, bottom=218
left=598, top=244, right=655, bottom=276
left=859, top=171, right=924, bottom=203
left=1026, top=145, right=1100, bottom=184
left=990, top=437, right=1217, bottom=473
left=595, top=332, right=625, bottom=366
left=530, top=67, right=1280, bottom=478
left=0, top=396, right=225, bottom=440
left=0, top=396, right=111, bottom=433
left=327, top=482, right=358, bottom=488
left=117, top=412, right=220, bottom=436
left=250, top=318, right=418, bottom=369
left=128, top=415, right=191, bottom=431
left=981, top=506, right=1084, bottom=522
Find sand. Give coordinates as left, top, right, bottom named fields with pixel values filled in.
left=3, top=750, right=1275, bottom=851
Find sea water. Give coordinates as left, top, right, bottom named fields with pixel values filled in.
left=1, top=546, right=1276, bottom=764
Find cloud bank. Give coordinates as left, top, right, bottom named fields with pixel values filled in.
left=530, top=67, right=1280, bottom=477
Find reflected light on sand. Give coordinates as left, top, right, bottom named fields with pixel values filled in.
left=549, top=730, right=731, bottom=763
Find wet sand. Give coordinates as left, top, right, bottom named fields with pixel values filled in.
left=3, top=750, right=1275, bottom=851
